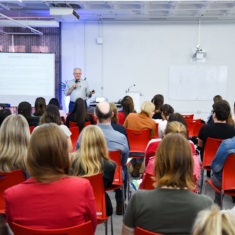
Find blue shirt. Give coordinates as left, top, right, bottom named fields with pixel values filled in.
left=64, top=79, right=91, bottom=102
left=211, top=136, right=235, bottom=180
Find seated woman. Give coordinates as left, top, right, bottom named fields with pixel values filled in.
left=48, top=98, right=67, bottom=122
left=118, top=96, right=136, bottom=125
left=110, top=102, right=127, bottom=138
left=141, top=121, right=201, bottom=189
left=39, top=105, right=73, bottom=152
left=66, top=98, right=95, bottom=131
left=151, top=94, right=164, bottom=120
left=145, top=112, right=196, bottom=167
left=193, top=205, right=235, bottom=235
left=156, top=103, right=174, bottom=138
left=33, top=97, right=46, bottom=117
left=18, top=101, right=39, bottom=126
left=0, top=114, right=30, bottom=176
left=122, top=133, right=213, bottom=235
left=71, top=125, right=116, bottom=216
left=4, top=123, right=97, bottom=231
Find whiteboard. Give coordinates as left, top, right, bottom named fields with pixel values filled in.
left=0, top=53, right=55, bottom=106
left=168, top=66, right=227, bottom=100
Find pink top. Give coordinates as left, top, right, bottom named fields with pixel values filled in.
left=4, top=177, right=97, bottom=232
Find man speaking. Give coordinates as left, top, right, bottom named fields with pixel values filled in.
left=64, top=68, right=95, bottom=112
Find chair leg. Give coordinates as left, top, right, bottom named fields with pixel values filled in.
left=199, top=168, right=204, bottom=194
left=220, top=191, right=224, bottom=209
left=121, top=185, right=125, bottom=217
left=110, top=215, right=113, bottom=235
left=104, top=220, right=108, bottom=235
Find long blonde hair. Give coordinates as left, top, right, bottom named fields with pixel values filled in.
left=72, top=125, right=109, bottom=176
left=193, top=205, right=235, bottom=235
left=0, top=114, right=30, bottom=171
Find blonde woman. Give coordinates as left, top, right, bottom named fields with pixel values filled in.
left=0, top=114, right=30, bottom=174
left=71, top=125, right=116, bottom=216
left=4, top=123, right=97, bottom=231
left=122, top=133, right=213, bottom=235
left=193, top=205, right=235, bottom=235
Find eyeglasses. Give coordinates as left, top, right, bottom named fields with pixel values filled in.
left=74, top=73, right=81, bottom=75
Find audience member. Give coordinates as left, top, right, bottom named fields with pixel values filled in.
left=157, top=104, right=174, bottom=138
left=71, top=125, right=116, bottom=216
left=39, top=105, right=73, bottom=152
left=124, top=101, right=156, bottom=177
left=193, top=205, right=235, bottom=235
left=118, top=96, right=136, bottom=125
left=122, top=133, right=213, bottom=235
left=33, top=97, right=46, bottom=117
left=207, top=95, right=223, bottom=124
left=77, top=102, right=129, bottom=215
left=18, top=101, right=39, bottom=126
left=48, top=98, right=67, bottom=121
left=141, top=121, right=200, bottom=189
left=151, top=94, right=164, bottom=119
left=66, top=98, right=94, bottom=130
left=4, top=123, right=97, bottom=231
left=110, top=102, right=127, bottom=138
left=211, top=136, right=235, bottom=206
left=0, top=115, right=29, bottom=176
left=145, top=112, right=190, bottom=167
left=198, top=100, right=235, bottom=160
left=0, top=109, right=11, bottom=127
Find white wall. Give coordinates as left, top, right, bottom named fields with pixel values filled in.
left=61, top=20, right=235, bottom=120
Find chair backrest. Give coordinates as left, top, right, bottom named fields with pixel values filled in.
left=140, top=173, right=156, bottom=190
left=83, top=173, right=107, bottom=221
left=85, top=121, right=91, bottom=127
left=203, top=137, right=223, bottom=167
left=126, top=128, right=150, bottom=153
left=12, top=220, right=93, bottom=235
left=29, top=126, right=35, bottom=134
left=222, top=154, right=235, bottom=191
left=135, top=227, right=163, bottom=235
left=0, top=170, right=26, bottom=212
left=68, top=127, right=80, bottom=151
left=155, top=123, right=159, bottom=138
left=186, top=121, right=196, bottom=137
left=109, top=150, right=122, bottom=186
left=69, top=121, right=77, bottom=127
left=193, top=122, right=205, bottom=137
left=182, top=114, right=194, bottom=120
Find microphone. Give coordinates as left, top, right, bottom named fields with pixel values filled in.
left=74, top=80, right=79, bottom=89
left=126, top=84, right=136, bottom=92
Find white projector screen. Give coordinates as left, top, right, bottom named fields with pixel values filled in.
left=0, top=53, right=55, bottom=106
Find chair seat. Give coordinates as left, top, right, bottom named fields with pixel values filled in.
left=207, top=179, right=235, bottom=196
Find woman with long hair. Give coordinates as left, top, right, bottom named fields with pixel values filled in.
left=71, top=125, right=116, bottom=216
left=66, top=98, right=94, bottom=131
left=4, top=123, right=97, bottom=231
left=0, top=114, right=30, bottom=173
left=118, top=96, right=136, bottom=125
left=122, top=133, right=213, bottom=235
left=33, top=97, right=46, bottom=117
left=39, top=105, right=73, bottom=152
left=151, top=94, right=164, bottom=120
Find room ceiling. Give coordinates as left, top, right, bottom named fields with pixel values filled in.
left=0, top=1, right=235, bottom=34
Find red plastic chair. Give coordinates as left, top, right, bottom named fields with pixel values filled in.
left=186, top=121, right=196, bottom=137
left=126, top=129, right=151, bottom=157
left=206, top=154, right=235, bottom=208
left=154, top=123, right=159, bottom=138
left=135, top=227, right=164, bottom=235
left=140, top=173, right=156, bottom=190
left=85, top=121, right=91, bottom=127
left=69, top=121, right=77, bottom=127
left=29, top=126, right=35, bottom=134
left=0, top=170, right=26, bottom=214
left=68, top=127, right=80, bottom=152
left=12, top=220, right=93, bottom=235
left=182, top=114, right=194, bottom=120
left=198, top=137, right=223, bottom=194
left=193, top=122, right=205, bottom=137
left=106, top=150, right=125, bottom=215
left=84, top=173, right=113, bottom=235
